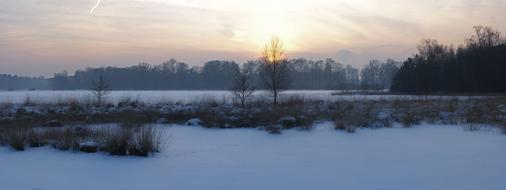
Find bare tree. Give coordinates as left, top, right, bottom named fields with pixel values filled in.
left=466, top=26, right=505, bottom=49
left=260, top=37, right=290, bottom=105
left=92, top=74, right=110, bottom=106
left=230, top=64, right=255, bottom=107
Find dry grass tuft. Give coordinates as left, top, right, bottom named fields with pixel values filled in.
left=334, top=120, right=357, bottom=133
left=400, top=112, right=417, bottom=128
left=0, top=122, right=166, bottom=157
left=2, top=127, right=28, bottom=151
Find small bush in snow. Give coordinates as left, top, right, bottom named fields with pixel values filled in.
left=79, top=141, right=98, bottom=153
left=280, top=95, right=306, bottom=107
left=465, top=105, right=485, bottom=123
left=464, top=123, right=481, bottom=131
left=23, top=96, right=34, bottom=106
left=117, top=97, right=144, bottom=108
left=27, top=129, right=46, bottom=147
left=334, top=120, right=356, bottom=133
left=98, top=125, right=165, bottom=157
left=296, top=115, right=313, bottom=131
left=345, top=125, right=357, bottom=133
left=0, top=122, right=166, bottom=157
left=68, top=99, right=87, bottom=112
left=446, top=99, right=458, bottom=112
left=185, top=118, right=203, bottom=126
left=279, top=116, right=297, bottom=129
left=129, top=126, right=165, bottom=157
left=265, top=125, right=282, bottom=135
left=102, top=127, right=134, bottom=156
left=334, top=120, right=345, bottom=130
left=401, top=112, right=416, bottom=128
left=2, top=127, right=28, bottom=151
left=47, top=127, right=80, bottom=151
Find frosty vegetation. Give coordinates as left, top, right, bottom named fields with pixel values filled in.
left=0, top=93, right=505, bottom=156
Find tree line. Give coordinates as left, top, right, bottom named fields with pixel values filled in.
left=47, top=57, right=398, bottom=91
left=0, top=74, right=50, bottom=90
left=391, top=26, right=506, bottom=93
left=0, top=58, right=400, bottom=91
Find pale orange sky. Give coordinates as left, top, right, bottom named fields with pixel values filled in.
left=1, top=0, right=506, bottom=76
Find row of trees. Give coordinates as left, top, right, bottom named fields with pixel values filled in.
left=360, top=59, right=401, bottom=91
left=88, top=37, right=289, bottom=106
left=51, top=59, right=362, bottom=91
left=0, top=74, right=50, bottom=90
left=51, top=56, right=399, bottom=92
left=83, top=38, right=401, bottom=106
left=391, top=26, right=506, bottom=93
left=1, top=57, right=399, bottom=92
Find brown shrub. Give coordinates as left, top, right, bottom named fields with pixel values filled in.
left=2, top=127, right=28, bottom=151
left=46, top=127, right=80, bottom=151
left=464, top=123, right=481, bottom=131
left=265, top=125, right=282, bottom=135
left=195, top=111, right=222, bottom=128
left=250, top=110, right=278, bottom=127
left=279, top=95, right=306, bottom=107
left=334, top=120, right=357, bottom=133
left=334, top=120, right=345, bottom=130
left=465, top=104, right=485, bottom=123
left=101, top=127, right=134, bottom=155
left=401, top=112, right=416, bottom=128
left=446, top=99, right=458, bottom=112
left=117, top=97, right=144, bottom=108
left=27, top=129, right=46, bottom=147
left=345, top=125, right=357, bottom=133
left=129, top=126, right=165, bottom=157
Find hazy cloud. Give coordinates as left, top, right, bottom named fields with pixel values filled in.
left=1, top=0, right=506, bottom=76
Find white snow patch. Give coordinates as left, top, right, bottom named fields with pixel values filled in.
left=0, top=90, right=480, bottom=104
left=1, top=124, right=505, bottom=190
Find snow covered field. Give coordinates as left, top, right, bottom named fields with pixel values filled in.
left=1, top=123, right=505, bottom=190
left=0, top=90, right=479, bottom=104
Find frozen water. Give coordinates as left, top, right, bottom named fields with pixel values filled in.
left=0, top=90, right=479, bottom=104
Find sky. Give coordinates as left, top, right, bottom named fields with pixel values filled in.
left=1, top=0, right=505, bottom=77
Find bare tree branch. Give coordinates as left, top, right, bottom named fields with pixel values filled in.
left=230, top=65, right=256, bottom=107
left=260, top=37, right=290, bottom=105
left=91, top=74, right=111, bottom=106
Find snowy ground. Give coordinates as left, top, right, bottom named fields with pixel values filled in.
left=1, top=123, right=505, bottom=190
left=0, top=90, right=480, bottom=104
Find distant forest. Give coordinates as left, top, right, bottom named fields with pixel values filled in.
left=13, top=58, right=397, bottom=90
left=0, top=74, right=50, bottom=90
left=2, top=26, right=504, bottom=93
left=391, top=26, right=506, bottom=93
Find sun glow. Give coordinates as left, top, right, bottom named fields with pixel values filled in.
left=247, top=17, right=298, bottom=51
left=226, top=0, right=310, bottom=52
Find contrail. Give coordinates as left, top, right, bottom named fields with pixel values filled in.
left=89, top=0, right=102, bottom=15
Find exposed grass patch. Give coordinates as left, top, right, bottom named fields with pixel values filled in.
left=0, top=123, right=166, bottom=157
left=2, top=96, right=506, bottom=138
left=464, top=123, right=481, bottom=131
left=2, top=127, right=28, bottom=151
left=400, top=112, right=417, bottom=128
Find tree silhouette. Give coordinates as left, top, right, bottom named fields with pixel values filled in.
left=92, top=74, right=111, bottom=106
left=260, top=37, right=290, bottom=105
left=230, top=64, right=256, bottom=107
left=391, top=26, right=506, bottom=93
